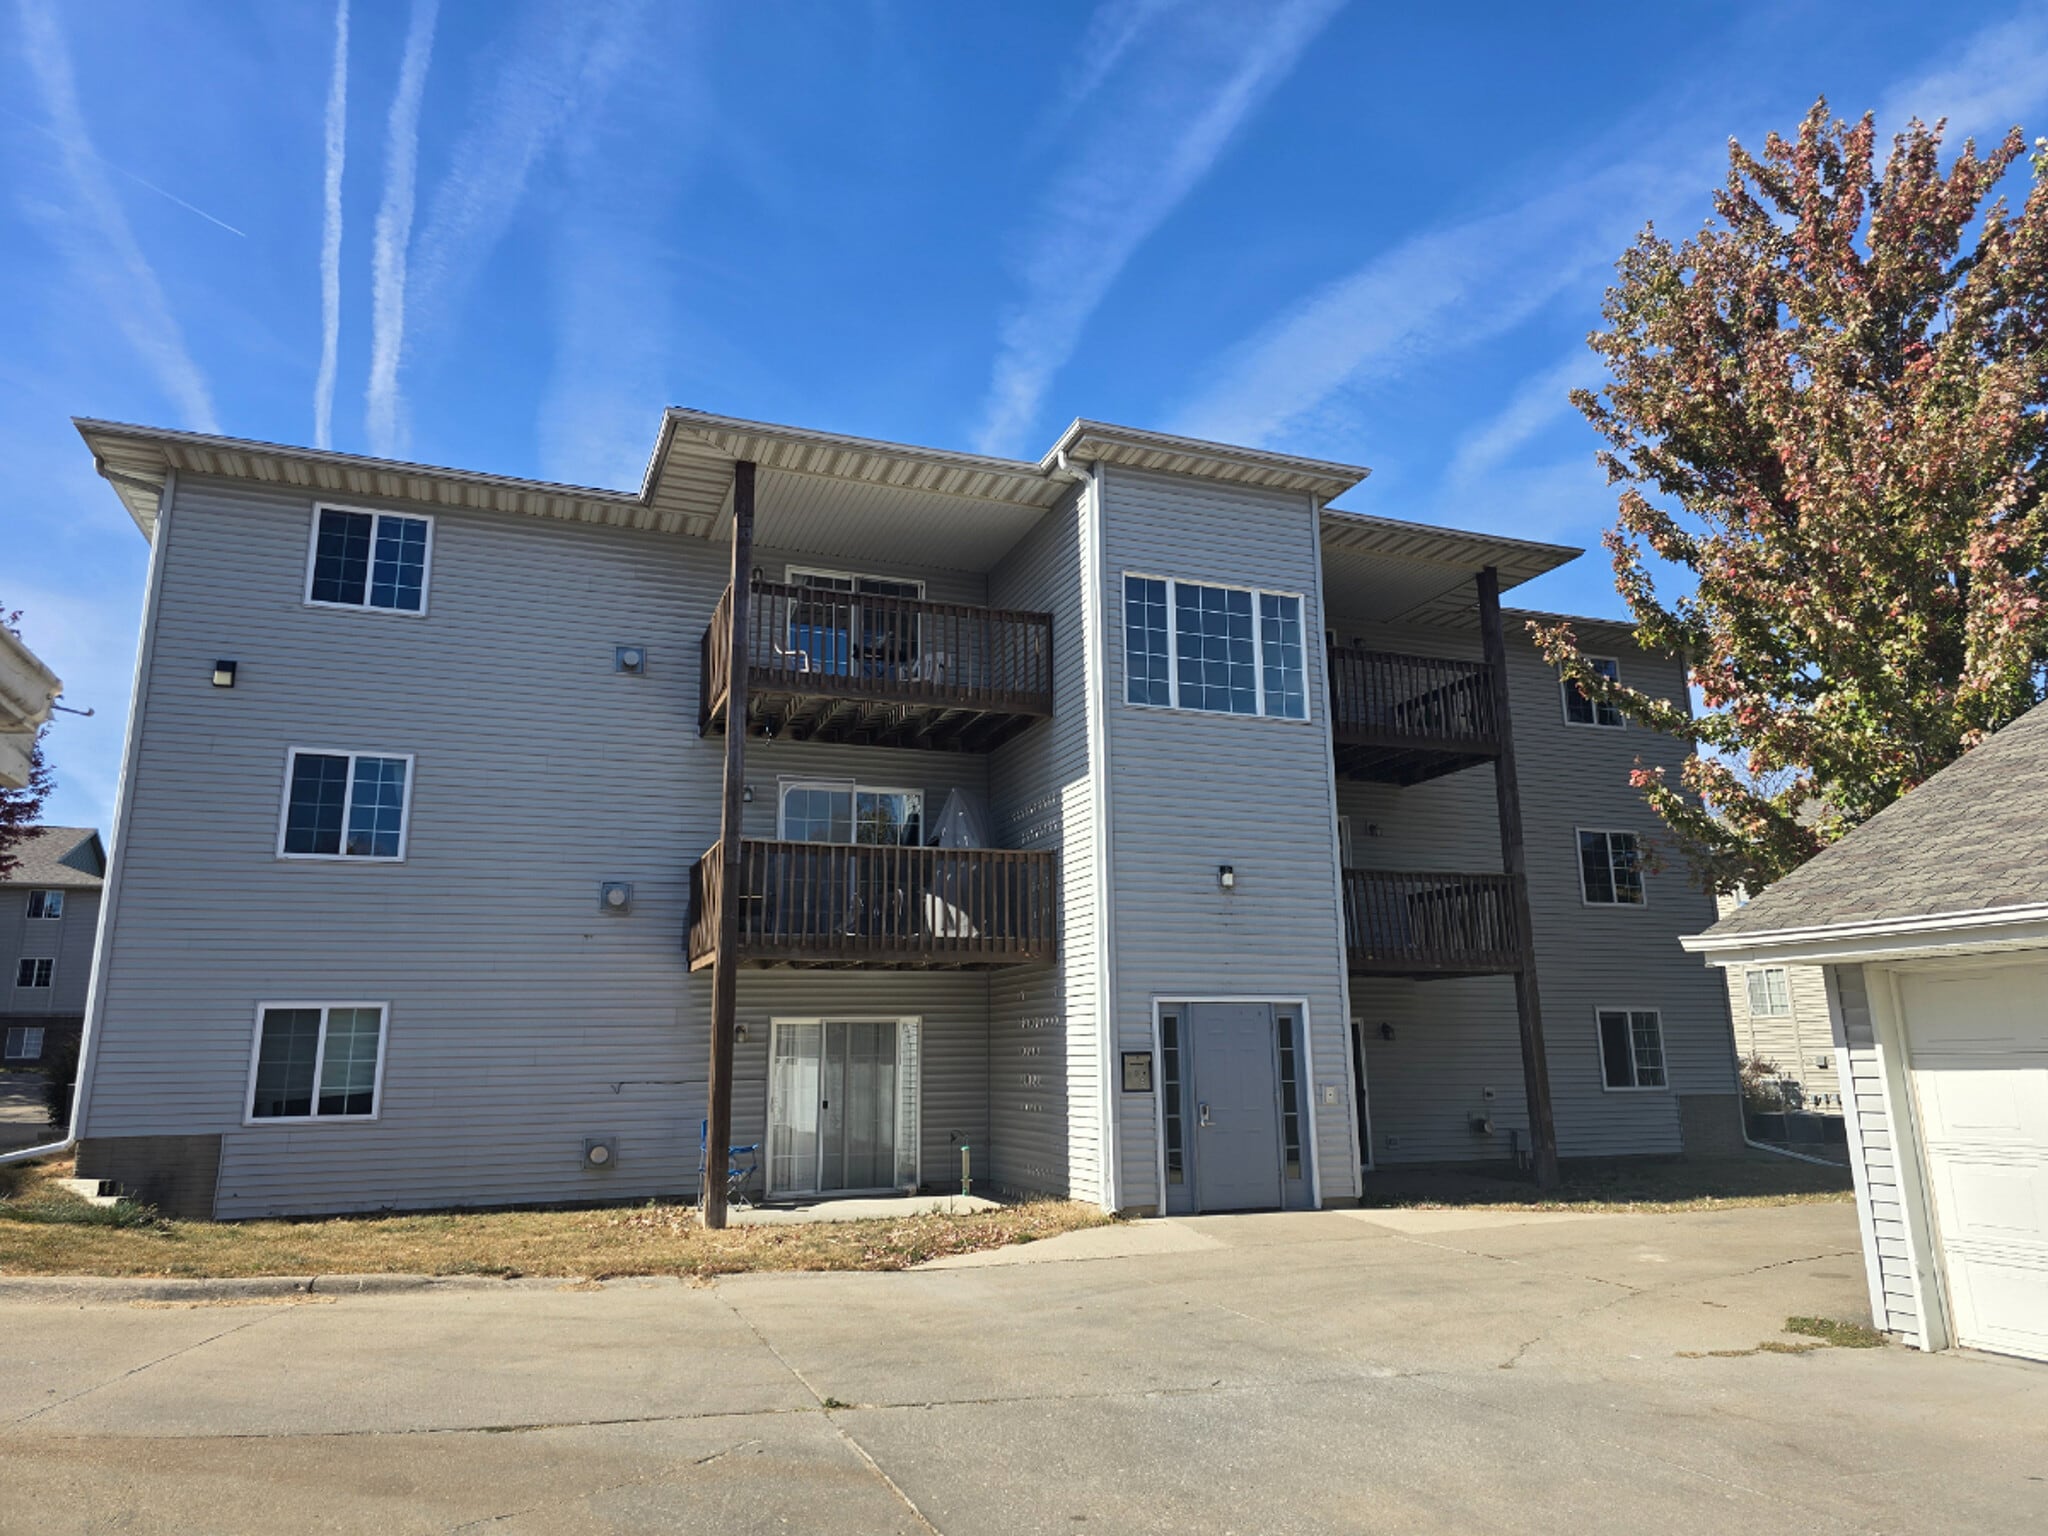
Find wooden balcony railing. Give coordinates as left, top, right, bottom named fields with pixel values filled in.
left=1342, top=868, right=1524, bottom=978
left=689, top=839, right=1057, bottom=970
left=700, top=580, right=1053, bottom=751
left=1327, top=647, right=1501, bottom=784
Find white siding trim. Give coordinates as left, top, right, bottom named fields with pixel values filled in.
left=1825, top=965, right=1897, bottom=1338
left=1865, top=967, right=1953, bottom=1351
left=1308, top=491, right=1362, bottom=1196
left=1081, top=465, right=1121, bottom=1210
left=71, top=471, right=178, bottom=1145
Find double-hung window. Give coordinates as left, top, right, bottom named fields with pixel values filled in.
left=14, top=957, right=53, bottom=989
left=779, top=782, right=924, bottom=845
left=1745, top=967, right=1792, bottom=1017
left=4, top=1026, right=44, bottom=1061
left=1598, top=1008, right=1667, bottom=1090
left=1562, top=657, right=1623, bottom=727
left=306, top=506, right=432, bottom=613
left=24, top=890, right=62, bottom=920
left=246, top=1003, right=388, bottom=1121
left=279, top=750, right=413, bottom=860
left=1123, top=575, right=1308, bottom=719
left=1578, top=828, right=1644, bottom=905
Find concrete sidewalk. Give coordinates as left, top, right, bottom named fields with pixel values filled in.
left=3, top=1202, right=2043, bottom=1534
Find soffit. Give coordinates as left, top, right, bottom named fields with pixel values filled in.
left=1319, top=509, right=1580, bottom=625
left=1046, top=419, right=1369, bottom=500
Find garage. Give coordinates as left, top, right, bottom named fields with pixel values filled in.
left=1899, top=964, right=2048, bottom=1362
left=1686, top=700, right=2048, bottom=1362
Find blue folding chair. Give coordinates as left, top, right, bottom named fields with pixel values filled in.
left=698, top=1119, right=762, bottom=1209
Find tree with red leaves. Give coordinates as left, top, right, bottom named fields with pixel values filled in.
left=1538, top=100, right=2048, bottom=895
left=0, top=603, right=54, bottom=881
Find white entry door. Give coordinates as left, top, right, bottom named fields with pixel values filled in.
left=766, top=1019, right=921, bottom=1198
left=1900, top=965, right=2048, bottom=1362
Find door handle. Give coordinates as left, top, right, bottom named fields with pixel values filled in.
left=1198, top=1102, right=1212, bottom=1128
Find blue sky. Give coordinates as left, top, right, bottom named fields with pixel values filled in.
left=7, top=0, right=2047, bottom=833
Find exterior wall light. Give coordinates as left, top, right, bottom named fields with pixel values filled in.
left=1217, top=864, right=1235, bottom=891
left=742, top=783, right=754, bottom=803
left=211, top=659, right=238, bottom=688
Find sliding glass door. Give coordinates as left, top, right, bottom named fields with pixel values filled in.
left=766, top=1019, right=922, bottom=1197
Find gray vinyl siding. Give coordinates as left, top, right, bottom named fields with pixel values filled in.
left=1099, top=466, right=1353, bottom=1209
left=87, top=475, right=1006, bottom=1218
left=2, top=887, right=98, bottom=1017
left=987, top=488, right=1095, bottom=1198
left=1328, top=615, right=1732, bottom=1164
left=1828, top=963, right=1924, bottom=1343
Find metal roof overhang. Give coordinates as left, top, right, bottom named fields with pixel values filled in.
left=1319, top=507, right=1581, bottom=625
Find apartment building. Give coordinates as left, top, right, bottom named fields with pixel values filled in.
left=65, top=410, right=1735, bottom=1219
left=2, top=826, right=104, bottom=1072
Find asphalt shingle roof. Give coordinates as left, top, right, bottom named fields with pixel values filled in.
left=0, top=826, right=104, bottom=889
left=1705, top=701, right=2048, bottom=939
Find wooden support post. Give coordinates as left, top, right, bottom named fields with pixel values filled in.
left=1477, top=567, right=1561, bottom=1189
left=702, top=460, right=755, bottom=1229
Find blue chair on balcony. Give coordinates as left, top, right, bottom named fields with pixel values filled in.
left=698, top=1119, right=762, bottom=1209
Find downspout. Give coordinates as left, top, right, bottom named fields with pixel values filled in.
left=3, top=470, right=176, bottom=1166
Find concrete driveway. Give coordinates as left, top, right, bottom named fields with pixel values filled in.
left=3, top=1202, right=2043, bottom=1534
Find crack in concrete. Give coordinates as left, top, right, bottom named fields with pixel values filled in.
left=7, top=1305, right=295, bottom=1428
left=713, top=1283, right=942, bottom=1535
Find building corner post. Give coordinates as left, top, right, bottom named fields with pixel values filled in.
left=703, top=459, right=755, bottom=1229
left=1477, top=567, right=1560, bottom=1188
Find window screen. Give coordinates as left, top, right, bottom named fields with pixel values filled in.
left=250, top=1005, right=385, bottom=1120
left=1598, top=1009, right=1666, bottom=1089
left=1578, top=829, right=1644, bottom=905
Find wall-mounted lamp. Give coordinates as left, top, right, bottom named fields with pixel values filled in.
left=211, top=659, right=238, bottom=689
left=1378, top=1021, right=1396, bottom=1042
left=742, top=783, right=754, bottom=803
left=734, top=1023, right=750, bottom=1045
left=1217, top=864, right=1235, bottom=891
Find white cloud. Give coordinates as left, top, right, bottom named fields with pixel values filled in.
left=313, top=0, right=350, bottom=450
left=972, top=0, right=1345, bottom=455
left=1444, top=350, right=1607, bottom=490
left=1878, top=6, right=2048, bottom=146
left=364, top=0, right=438, bottom=458
left=14, top=0, right=219, bottom=434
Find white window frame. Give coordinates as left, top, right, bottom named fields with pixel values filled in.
left=14, top=956, right=54, bottom=989
left=784, top=564, right=926, bottom=598
left=242, top=1000, right=391, bottom=1126
left=303, top=503, right=436, bottom=617
left=1560, top=655, right=1623, bottom=728
left=1576, top=826, right=1647, bottom=908
left=4, top=1025, right=45, bottom=1060
left=275, top=747, right=417, bottom=863
left=1121, top=571, right=1312, bottom=723
left=24, top=889, right=63, bottom=920
left=775, top=779, right=925, bottom=845
left=764, top=1015, right=922, bottom=1197
left=1745, top=966, right=1792, bottom=1017
left=1595, top=1006, right=1668, bottom=1092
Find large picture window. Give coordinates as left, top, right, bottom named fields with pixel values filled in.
left=279, top=750, right=413, bottom=861
left=1123, top=574, right=1308, bottom=719
left=306, top=506, right=432, bottom=613
left=246, top=1003, right=388, bottom=1121
left=1597, top=1008, right=1667, bottom=1090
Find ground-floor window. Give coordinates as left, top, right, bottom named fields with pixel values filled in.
left=3, top=1026, right=44, bottom=1060
left=765, top=1018, right=920, bottom=1197
left=1597, top=1008, right=1666, bottom=1090
left=246, top=1003, right=388, bottom=1121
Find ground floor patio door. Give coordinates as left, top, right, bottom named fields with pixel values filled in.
left=766, top=1019, right=921, bottom=1198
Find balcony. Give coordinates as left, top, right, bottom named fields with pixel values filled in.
left=700, top=580, right=1053, bottom=751
left=688, top=839, right=1058, bottom=971
left=1327, top=647, right=1500, bottom=784
left=1343, top=868, right=1524, bottom=979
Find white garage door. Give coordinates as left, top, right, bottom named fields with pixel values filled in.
left=1901, top=966, right=2048, bottom=1362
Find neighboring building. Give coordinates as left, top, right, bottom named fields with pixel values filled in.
left=0, top=622, right=63, bottom=788
left=1, top=826, right=105, bottom=1071
left=1715, top=892, right=1841, bottom=1117
left=1688, top=703, right=2048, bottom=1365
left=65, top=410, right=1735, bottom=1220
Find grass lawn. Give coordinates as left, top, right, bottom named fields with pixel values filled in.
left=1358, top=1153, right=1855, bottom=1214
left=0, top=1158, right=1112, bottom=1281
